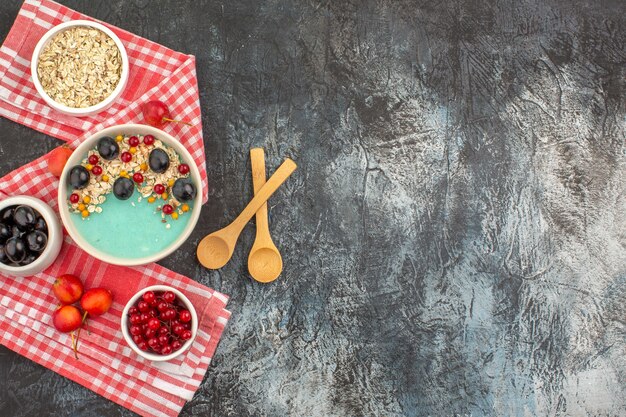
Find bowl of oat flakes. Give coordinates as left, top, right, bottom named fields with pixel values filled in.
left=57, top=124, right=203, bottom=266
left=31, top=20, right=129, bottom=117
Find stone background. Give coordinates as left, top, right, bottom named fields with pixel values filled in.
left=0, top=0, right=625, bottom=416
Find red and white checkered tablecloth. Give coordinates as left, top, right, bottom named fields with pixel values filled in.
left=0, top=1, right=231, bottom=416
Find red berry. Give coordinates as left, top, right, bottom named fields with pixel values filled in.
left=139, top=312, right=150, bottom=323
left=172, top=324, right=185, bottom=335
left=142, top=101, right=170, bottom=129
left=130, top=325, right=142, bottom=336
left=128, top=136, right=140, bottom=147
left=133, top=172, right=144, bottom=183
left=143, top=135, right=155, bottom=146
left=129, top=314, right=142, bottom=325
left=144, top=328, right=157, bottom=339
left=137, top=300, right=150, bottom=313
left=153, top=184, right=166, bottom=195
left=142, top=291, right=155, bottom=304
left=161, top=345, right=173, bottom=355
left=157, top=335, right=169, bottom=345
left=148, top=318, right=161, bottom=331
left=157, top=301, right=169, bottom=312
left=91, top=165, right=103, bottom=176
left=182, top=322, right=191, bottom=330
left=163, top=292, right=176, bottom=303
left=162, top=204, right=174, bottom=215
left=121, top=152, right=132, bottom=163
left=88, top=155, right=99, bottom=165
left=162, top=308, right=177, bottom=321
left=137, top=341, right=149, bottom=351
left=132, top=334, right=144, bottom=345
left=129, top=306, right=138, bottom=315
left=178, top=164, right=190, bottom=175
left=69, top=193, right=80, bottom=204
left=171, top=340, right=182, bottom=351
left=147, top=337, right=160, bottom=349
left=158, top=327, right=169, bottom=336
left=147, top=309, right=157, bottom=318
left=179, top=310, right=192, bottom=323
left=180, top=330, right=192, bottom=341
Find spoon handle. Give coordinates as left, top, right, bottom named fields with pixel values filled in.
left=229, top=158, right=297, bottom=235
left=250, top=148, right=270, bottom=243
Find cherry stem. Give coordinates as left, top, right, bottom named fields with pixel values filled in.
left=82, top=311, right=90, bottom=335
left=162, top=117, right=192, bottom=126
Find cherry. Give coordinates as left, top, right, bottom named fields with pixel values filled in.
left=147, top=318, right=161, bottom=331
left=161, top=345, right=173, bottom=355
left=180, top=330, right=192, bottom=341
left=137, top=300, right=150, bottom=313
left=91, top=165, right=103, bottom=176
left=130, top=325, right=142, bottom=336
left=179, top=310, right=192, bottom=323
left=128, top=136, right=140, bottom=147
left=163, top=291, right=176, bottom=303
left=88, top=155, right=99, bottom=165
left=178, top=164, right=190, bottom=175
left=69, top=193, right=80, bottom=204
left=142, top=100, right=191, bottom=129
left=120, top=152, right=132, bottom=163
left=171, top=340, right=182, bottom=351
left=153, top=184, right=166, bottom=195
left=133, top=172, right=144, bottom=183
left=129, top=314, right=142, bottom=325
left=162, top=204, right=174, bottom=215
left=143, top=135, right=155, bottom=146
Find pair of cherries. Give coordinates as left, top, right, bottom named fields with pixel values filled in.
left=127, top=290, right=192, bottom=355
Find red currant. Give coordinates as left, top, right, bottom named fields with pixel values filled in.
left=91, top=165, right=103, bottom=176
left=153, top=184, right=166, bottom=195
left=163, top=292, right=176, bottom=303
left=162, top=308, right=177, bottom=321
left=172, top=324, right=185, bottom=335
left=128, top=136, right=140, bottom=147
left=147, top=337, right=160, bottom=349
left=157, top=334, right=169, bottom=345
left=178, top=164, right=190, bottom=175
left=137, top=341, right=149, bottom=351
left=147, top=309, right=157, bottom=318
left=130, top=325, right=142, bottom=336
left=137, top=300, right=150, bottom=313
left=171, top=340, right=182, bottom=351
left=180, top=330, right=192, bottom=341
left=161, top=345, right=173, bottom=355
left=162, top=204, right=174, bottom=215
left=182, top=322, right=191, bottom=330
left=139, top=312, right=150, bottom=323
left=157, top=301, right=170, bottom=312
left=132, top=334, right=144, bottom=345
left=179, top=310, right=192, bottom=323
left=148, top=318, right=161, bottom=331
left=129, top=314, right=142, bottom=325
left=143, top=135, right=155, bottom=146
left=69, top=193, right=80, bottom=204
left=133, top=172, right=144, bottom=183
left=144, top=328, right=157, bottom=339
left=121, top=152, right=132, bottom=163
left=142, top=291, right=155, bottom=304
left=88, top=155, right=99, bottom=165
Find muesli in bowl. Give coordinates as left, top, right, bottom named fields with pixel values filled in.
left=58, top=124, right=202, bottom=266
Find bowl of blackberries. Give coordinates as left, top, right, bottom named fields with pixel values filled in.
left=0, top=196, right=63, bottom=277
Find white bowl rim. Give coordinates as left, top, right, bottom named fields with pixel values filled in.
left=30, top=19, right=130, bottom=116
left=0, top=195, right=63, bottom=275
left=120, top=284, right=199, bottom=362
left=57, top=124, right=203, bottom=266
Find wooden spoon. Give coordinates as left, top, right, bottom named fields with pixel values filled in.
left=247, top=148, right=283, bottom=282
left=197, top=158, right=297, bottom=269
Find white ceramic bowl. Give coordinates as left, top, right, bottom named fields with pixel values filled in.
left=31, top=20, right=129, bottom=117
left=57, top=124, right=203, bottom=266
left=121, top=285, right=198, bottom=362
left=0, top=196, right=63, bottom=277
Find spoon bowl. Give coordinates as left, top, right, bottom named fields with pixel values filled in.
left=197, top=234, right=232, bottom=269
left=248, top=247, right=283, bottom=283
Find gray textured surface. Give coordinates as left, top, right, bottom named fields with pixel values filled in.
left=1, top=0, right=626, bottom=416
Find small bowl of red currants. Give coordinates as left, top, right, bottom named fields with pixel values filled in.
left=121, top=285, right=198, bottom=361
